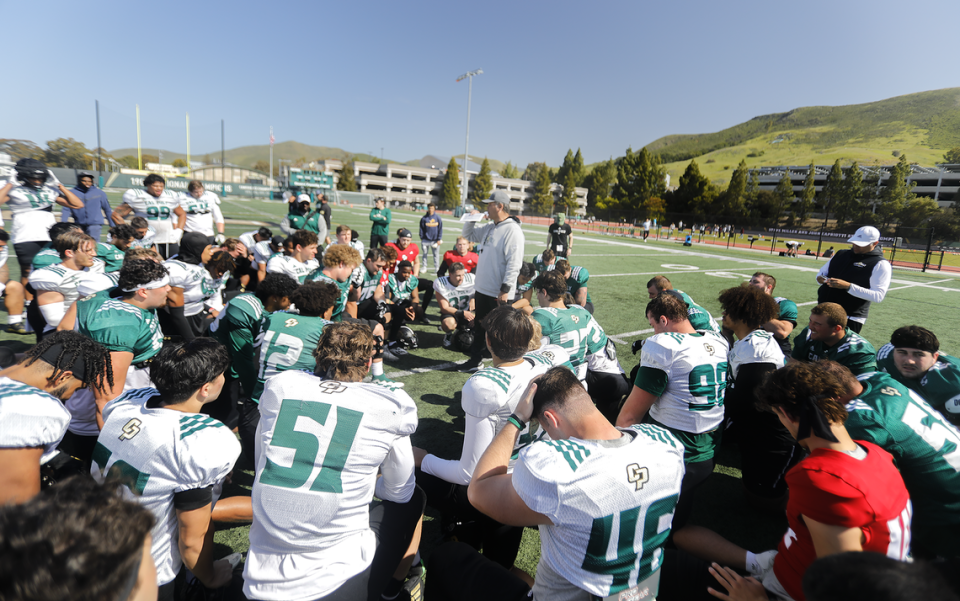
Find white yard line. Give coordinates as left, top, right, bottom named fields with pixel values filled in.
left=388, top=360, right=466, bottom=378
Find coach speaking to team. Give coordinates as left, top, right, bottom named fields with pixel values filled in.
left=459, top=190, right=525, bottom=372
left=816, top=225, right=891, bottom=333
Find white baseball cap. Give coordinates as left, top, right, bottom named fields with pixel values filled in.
left=847, top=226, right=880, bottom=246
left=297, top=194, right=311, bottom=202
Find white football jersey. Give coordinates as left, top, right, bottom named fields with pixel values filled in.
left=252, top=240, right=274, bottom=268
left=728, top=329, right=785, bottom=380
left=164, top=259, right=226, bottom=317
left=76, top=271, right=120, bottom=298
left=0, top=376, right=70, bottom=464
left=129, top=225, right=157, bottom=249
left=179, top=191, right=224, bottom=237
left=266, top=254, right=319, bottom=284
left=92, top=388, right=240, bottom=586
left=29, top=263, right=85, bottom=331
left=5, top=183, right=58, bottom=243
left=239, top=230, right=259, bottom=252
left=244, top=371, right=418, bottom=601
left=514, top=425, right=685, bottom=601
left=641, top=331, right=729, bottom=434
left=525, top=343, right=573, bottom=372
left=433, top=274, right=475, bottom=311
left=121, top=189, right=181, bottom=243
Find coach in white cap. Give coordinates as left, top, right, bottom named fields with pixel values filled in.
left=816, top=225, right=891, bottom=333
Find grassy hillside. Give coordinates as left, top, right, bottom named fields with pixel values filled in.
left=108, top=141, right=403, bottom=169
left=648, top=88, right=960, bottom=185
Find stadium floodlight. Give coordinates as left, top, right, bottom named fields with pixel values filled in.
left=456, top=69, right=483, bottom=210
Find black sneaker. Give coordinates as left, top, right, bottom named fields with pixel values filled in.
left=458, top=356, right=483, bottom=373
left=419, top=315, right=433, bottom=326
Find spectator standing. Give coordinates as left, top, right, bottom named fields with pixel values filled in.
left=459, top=190, right=525, bottom=372
left=318, top=193, right=332, bottom=238
left=817, top=226, right=891, bottom=333
left=63, top=171, right=111, bottom=240
left=419, top=203, right=443, bottom=273
left=369, top=197, right=391, bottom=249
left=546, top=212, right=572, bottom=257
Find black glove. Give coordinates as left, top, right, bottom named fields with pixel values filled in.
left=631, top=339, right=645, bottom=355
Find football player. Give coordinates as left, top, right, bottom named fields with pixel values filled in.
left=349, top=248, right=390, bottom=323
left=386, top=228, right=433, bottom=323
left=430, top=366, right=684, bottom=601
left=617, top=292, right=729, bottom=543
left=718, top=285, right=795, bottom=511
left=876, top=325, right=960, bottom=424
left=0, top=158, right=84, bottom=283
left=554, top=258, right=592, bottom=314
left=748, top=271, right=799, bottom=355
left=0, top=331, right=113, bottom=504
left=434, top=261, right=476, bottom=347
left=28, top=229, right=97, bottom=337
left=266, top=229, right=318, bottom=283
left=437, top=236, right=479, bottom=277
left=160, top=232, right=235, bottom=342
left=179, top=180, right=225, bottom=244
left=0, top=229, right=27, bottom=335
left=387, top=260, right=423, bottom=349
left=111, top=174, right=187, bottom=259
left=531, top=247, right=556, bottom=275
left=128, top=216, right=157, bottom=251
left=509, top=261, right=537, bottom=315
left=791, top=302, right=877, bottom=375
left=645, top=275, right=721, bottom=335
left=93, top=339, right=240, bottom=600
left=244, top=322, right=425, bottom=601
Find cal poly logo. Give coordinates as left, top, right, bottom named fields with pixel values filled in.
left=854, top=262, right=867, bottom=268
left=704, top=343, right=715, bottom=355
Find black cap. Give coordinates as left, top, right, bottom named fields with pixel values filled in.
left=78, top=171, right=94, bottom=179
left=271, top=235, right=285, bottom=248
left=398, top=228, right=413, bottom=238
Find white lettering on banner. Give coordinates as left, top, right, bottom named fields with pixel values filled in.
left=660, top=264, right=698, bottom=270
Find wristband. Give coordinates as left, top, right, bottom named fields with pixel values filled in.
left=507, top=413, right=526, bottom=431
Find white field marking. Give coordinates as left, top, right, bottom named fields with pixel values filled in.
left=388, top=360, right=466, bottom=378
left=886, top=278, right=954, bottom=292
left=593, top=270, right=751, bottom=278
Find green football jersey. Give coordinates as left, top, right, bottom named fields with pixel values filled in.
left=351, top=265, right=385, bottom=302
left=388, top=274, right=419, bottom=302
left=566, top=265, right=592, bottom=305
left=877, top=343, right=960, bottom=422
left=212, top=293, right=265, bottom=391
left=774, top=296, right=798, bottom=324
left=31, top=244, right=60, bottom=270
left=78, top=293, right=163, bottom=364
left=96, top=242, right=125, bottom=273
left=532, top=305, right=606, bottom=380
left=791, top=327, right=877, bottom=375
left=305, top=270, right=351, bottom=320
left=252, top=312, right=331, bottom=402
left=844, top=371, right=960, bottom=531
left=674, top=289, right=721, bottom=335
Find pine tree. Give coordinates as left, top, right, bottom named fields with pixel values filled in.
left=338, top=159, right=358, bottom=192
left=571, top=148, right=585, bottom=186
left=819, top=160, right=844, bottom=224
left=530, top=166, right=554, bottom=215
left=613, top=147, right=666, bottom=210
left=774, top=171, right=795, bottom=225
left=440, top=157, right=461, bottom=210
left=837, top=162, right=863, bottom=226
left=794, top=163, right=816, bottom=225
left=719, top=160, right=749, bottom=217
left=555, top=149, right=575, bottom=184
left=746, top=168, right=760, bottom=204
left=944, top=148, right=960, bottom=164
left=880, top=154, right=916, bottom=228
left=468, top=157, right=493, bottom=204
left=561, top=170, right=579, bottom=213
left=672, top=160, right=716, bottom=216
left=501, top=161, right=520, bottom=179
left=583, top=159, right=616, bottom=209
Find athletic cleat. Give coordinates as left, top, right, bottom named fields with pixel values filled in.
left=419, top=315, right=433, bottom=326
left=372, top=373, right=404, bottom=389
left=381, top=348, right=402, bottom=362
left=442, top=333, right=453, bottom=348
left=5, top=322, right=27, bottom=335
left=400, top=562, right=424, bottom=601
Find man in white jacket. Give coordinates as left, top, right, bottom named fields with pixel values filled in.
left=460, top=190, right=525, bottom=372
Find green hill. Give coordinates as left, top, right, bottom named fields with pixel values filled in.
left=645, top=87, right=960, bottom=186
left=108, top=141, right=404, bottom=169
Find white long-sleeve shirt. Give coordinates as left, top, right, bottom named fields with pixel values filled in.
left=816, top=256, right=892, bottom=324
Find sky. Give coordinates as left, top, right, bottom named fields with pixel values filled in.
left=3, top=0, right=959, bottom=168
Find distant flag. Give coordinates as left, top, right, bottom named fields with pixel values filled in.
left=270, top=127, right=275, bottom=146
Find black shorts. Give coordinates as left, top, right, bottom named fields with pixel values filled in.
left=341, top=313, right=380, bottom=331
left=427, top=542, right=530, bottom=601
left=14, top=241, right=46, bottom=273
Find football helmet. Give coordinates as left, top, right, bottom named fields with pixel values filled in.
left=397, top=325, right=419, bottom=350
left=14, top=158, right=49, bottom=189
left=452, top=326, right=475, bottom=354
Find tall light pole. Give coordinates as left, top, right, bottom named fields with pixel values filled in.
left=457, top=68, right=482, bottom=210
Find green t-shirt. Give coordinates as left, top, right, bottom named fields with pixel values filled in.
left=674, top=290, right=721, bottom=336
left=78, top=293, right=163, bottom=364
left=388, top=274, right=419, bottom=302
left=31, top=244, right=60, bottom=270
left=96, top=242, right=125, bottom=273
left=369, top=208, right=392, bottom=237
left=305, top=270, right=351, bottom=320
left=877, top=342, right=960, bottom=423
left=566, top=265, right=592, bottom=305
left=844, top=371, right=960, bottom=534
left=252, top=312, right=331, bottom=402
left=791, top=327, right=877, bottom=375
left=212, top=293, right=265, bottom=390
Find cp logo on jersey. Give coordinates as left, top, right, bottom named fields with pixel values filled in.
left=626, top=464, right=649, bottom=490
left=318, top=381, right=348, bottom=394
left=704, top=343, right=715, bottom=355
left=119, top=418, right=143, bottom=441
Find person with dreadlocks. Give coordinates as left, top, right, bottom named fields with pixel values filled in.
left=160, top=232, right=235, bottom=342
left=93, top=338, right=240, bottom=601
left=0, top=330, right=113, bottom=504
left=245, top=321, right=425, bottom=601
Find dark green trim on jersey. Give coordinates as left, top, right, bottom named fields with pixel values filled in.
left=635, top=366, right=669, bottom=397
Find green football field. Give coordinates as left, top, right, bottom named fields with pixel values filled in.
left=6, top=193, right=960, bottom=575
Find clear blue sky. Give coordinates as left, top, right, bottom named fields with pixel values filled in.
left=3, top=0, right=958, bottom=168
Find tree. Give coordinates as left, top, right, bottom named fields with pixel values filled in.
left=717, top=159, right=749, bottom=217
left=468, top=157, right=493, bottom=204
left=583, top=159, right=616, bottom=209
left=252, top=160, right=270, bottom=173
left=522, top=162, right=549, bottom=182
left=879, top=154, right=916, bottom=228
left=554, top=148, right=585, bottom=187
left=141, top=154, right=159, bottom=168
left=646, top=196, right=667, bottom=222
left=440, top=157, right=461, bottom=210
left=560, top=170, right=579, bottom=213
left=172, top=158, right=189, bottom=169
left=774, top=171, right=795, bottom=225
left=118, top=155, right=140, bottom=169
left=43, top=138, right=93, bottom=169
left=836, top=161, right=863, bottom=227
left=898, top=197, right=940, bottom=228
left=943, top=148, right=960, bottom=164
left=746, top=168, right=760, bottom=205
left=0, top=139, right=43, bottom=161
left=793, top=163, right=816, bottom=225
left=820, top=159, right=844, bottom=224
left=530, top=165, right=554, bottom=215
left=612, top=147, right=666, bottom=210
left=338, top=159, right=358, bottom=192
left=555, top=149, right=576, bottom=184
left=671, top=160, right=717, bottom=217
left=500, top=161, right=520, bottom=179
left=571, top=149, right=585, bottom=186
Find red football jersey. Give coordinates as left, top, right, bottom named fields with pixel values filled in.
left=443, top=250, right=479, bottom=273
left=773, top=440, right=912, bottom=601
left=385, top=241, right=420, bottom=274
